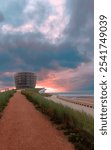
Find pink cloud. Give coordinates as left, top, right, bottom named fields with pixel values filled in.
left=36, top=62, right=93, bottom=92
left=1, top=22, right=35, bottom=34
left=0, top=62, right=93, bottom=92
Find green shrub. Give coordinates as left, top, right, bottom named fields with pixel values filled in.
left=0, top=90, right=16, bottom=112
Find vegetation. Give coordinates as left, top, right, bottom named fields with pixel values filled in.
left=0, top=90, right=16, bottom=113
left=41, top=93, right=52, bottom=97
left=22, top=89, right=94, bottom=150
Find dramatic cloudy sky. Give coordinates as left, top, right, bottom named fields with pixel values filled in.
left=0, top=0, right=94, bottom=92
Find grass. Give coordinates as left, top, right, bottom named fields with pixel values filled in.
left=21, top=89, right=94, bottom=150
left=0, top=90, right=16, bottom=113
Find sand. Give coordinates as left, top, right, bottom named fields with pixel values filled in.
left=46, top=95, right=94, bottom=117
left=0, top=92, right=74, bottom=150
left=57, top=96, right=94, bottom=107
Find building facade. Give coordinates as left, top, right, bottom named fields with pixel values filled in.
left=14, top=72, right=37, bottom=89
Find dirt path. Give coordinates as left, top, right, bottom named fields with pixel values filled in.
left=0, top=92, right=74, bottom=150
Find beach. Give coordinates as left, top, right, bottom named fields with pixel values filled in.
left=45, top=95, right=94, bottom=117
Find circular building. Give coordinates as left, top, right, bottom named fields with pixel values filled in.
left=14, top=72, right=37, bottom=89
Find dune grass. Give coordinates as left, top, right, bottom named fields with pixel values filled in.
left=22, top=89, right=94, bottom=150
left=0, top=90, right=16, bottom=113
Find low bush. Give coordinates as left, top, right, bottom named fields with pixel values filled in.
left=0, top=90, right=16, bottom=112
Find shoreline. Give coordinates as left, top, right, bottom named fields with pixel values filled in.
left=57, top=95, right=94, bottom=107
left=46, top=95, right=94, bottom=117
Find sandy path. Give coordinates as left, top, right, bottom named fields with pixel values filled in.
left=0, top=92, right=74, bottom=150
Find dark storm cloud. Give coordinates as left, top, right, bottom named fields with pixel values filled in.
left=65, top=0, right=94, bottom=58
left=0, top=11, right=4, bottom=22
left=0, top=0, right=94, bottom=91
left=0, top=35, right=87, bottom=72
left=67, top=0, right=94, bottom=37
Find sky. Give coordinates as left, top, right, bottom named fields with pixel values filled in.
left=0, top=0, right=94, bottom=92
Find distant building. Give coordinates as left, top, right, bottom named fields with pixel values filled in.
left=14, top=72, right=37, bottom=89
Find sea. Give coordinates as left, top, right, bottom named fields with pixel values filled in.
left=47, top=90, right=94, bottom=98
